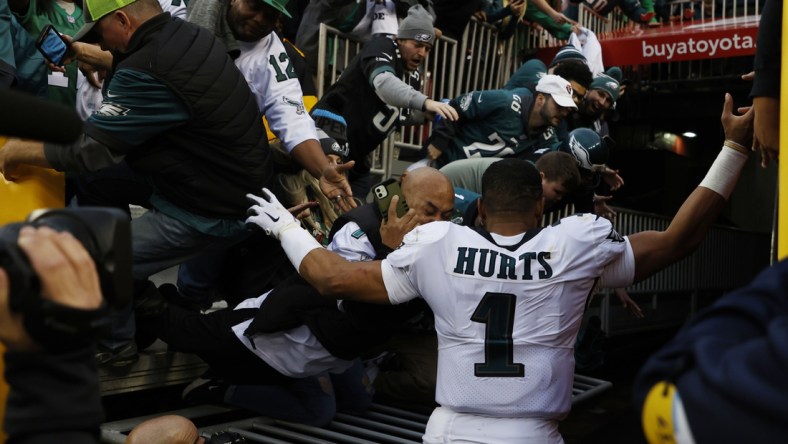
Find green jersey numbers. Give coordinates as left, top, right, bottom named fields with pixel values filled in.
left=472, top=292, right=524, bottom=377
left=269, top=52, right=297, bottom=82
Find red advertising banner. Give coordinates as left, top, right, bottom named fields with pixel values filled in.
left=536, top=16, right=759, bottom=66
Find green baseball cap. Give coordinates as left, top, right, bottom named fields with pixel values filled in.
left=73, top=0, right=139, bottom=43
left=261, top=0, right=292, bottom=18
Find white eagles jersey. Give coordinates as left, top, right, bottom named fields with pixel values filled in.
left=229, top=219, right=371, bottom=377
left=235, top=33, right=318, bottom=152
left=158, top=0, right=187, bottom=19
left=381, top=215, right=635, bottom=418
left=231, top=290, right=354, bottom=378
left=328, top=221, right=377, bottom=262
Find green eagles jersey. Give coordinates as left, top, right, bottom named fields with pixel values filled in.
left=431, top=88, right=551, bottom=167
left=15, top=0, right=83, bottom=107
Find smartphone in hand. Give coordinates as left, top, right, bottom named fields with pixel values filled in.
left=372, top=178, right=409, bottom=221
left=35, top=24, right=71, bottom=66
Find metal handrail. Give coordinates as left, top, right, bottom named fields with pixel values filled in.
left=610, top=207, right=770, bottom=293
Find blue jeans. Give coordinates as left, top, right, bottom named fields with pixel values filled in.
left=102, top=209, right=247, bottom=350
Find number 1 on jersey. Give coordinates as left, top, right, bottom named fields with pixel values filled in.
left=471, top=292, right=524, bottom=377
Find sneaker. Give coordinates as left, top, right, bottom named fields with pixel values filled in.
left=182, top=375, right=228, bottom=404
left=639, top=11, right=656, bottom=23
left=96, top=342, right=139, bottom=368
left=159, top=283, right=212, bottom=312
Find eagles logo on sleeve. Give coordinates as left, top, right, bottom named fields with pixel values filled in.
left=459, top=92, right=473, bottom=111
left=96, top=102, right=130, bottom=117
left=282, top=96, right=305, bottom=115
left=607, top=227, right=624, bottom=242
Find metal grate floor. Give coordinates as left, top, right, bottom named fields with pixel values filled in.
left=101, top=375, right=612, bottom=443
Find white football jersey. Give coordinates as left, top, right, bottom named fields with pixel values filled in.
left=229, top=219, right=373, bottom=377
left=381, top=215, right=634, bottom=418
left=327, top=221, right=377, bottom=262
left=158, top=0, right=187, bottom=19
left=231, top=290, right=354, bottom=378
left=235, top=34, right=318, bottom=152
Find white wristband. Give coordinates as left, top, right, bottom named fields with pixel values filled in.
left=279, top=225, right=323, bottom=271
left=698, top=145, right=749, bottom=200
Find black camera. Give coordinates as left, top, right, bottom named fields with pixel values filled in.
left=0, top=207, right=132, bottom=350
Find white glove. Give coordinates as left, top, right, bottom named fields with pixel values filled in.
left=246, top=188, right=300, bottom=239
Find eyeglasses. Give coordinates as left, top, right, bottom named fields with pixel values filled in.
left=570, top=82, right=587, bottom=105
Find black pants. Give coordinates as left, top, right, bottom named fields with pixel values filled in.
left=153, top=305, right=293, bottom=385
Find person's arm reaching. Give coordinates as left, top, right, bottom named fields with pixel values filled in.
left=253, top=35, right=356, bottom=210
left=529, top=0, right=573, bottom=24
left=372, top=71, right=458, bottom=122
left=290, top=141, right=356, bottom=211
left=246, top=189, right=396, bottom=303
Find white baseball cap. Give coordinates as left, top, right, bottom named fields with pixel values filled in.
left=535, top=74, right=578, bottom=109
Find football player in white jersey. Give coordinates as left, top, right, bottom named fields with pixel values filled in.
left=149, top=168, right=454, bottom=426
left=187, top=0, right=355, bottom=209
left=246, top=94, right=753, bottom=443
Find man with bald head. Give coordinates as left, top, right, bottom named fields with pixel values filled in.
left=329, top=166, right=456, bottom=261
left=126, top=415, right=203, bottom=444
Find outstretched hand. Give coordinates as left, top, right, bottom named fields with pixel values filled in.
left=721, top=92, right=754, bottom=149
left=593, top=195, right=617, bottom=221
left=246, top=189, right=301, bottom=239
left=614, top=288, right=644, bottom=319
left=424, top=99, right=459, bottom=122
left=319, top=161, right=357, bottom=212
left=594, top=164, right=624, bottom=191
left=426, top=144, right=443, bottom=161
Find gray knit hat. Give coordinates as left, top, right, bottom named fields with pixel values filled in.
left=589, top=67, right=622, bottom=102
left=549, top=45, right=587, bottom=68
left=397, top=5, right=435, bottom=46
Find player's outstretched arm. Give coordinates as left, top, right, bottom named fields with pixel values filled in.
left=628, top=93, right=753, bottom=283
left=246, top=189, right=391, bottom=303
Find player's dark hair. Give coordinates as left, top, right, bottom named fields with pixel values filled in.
left=481, top=158, right=543, bottom=214
left=553, top=61, right=593, bottom=89
left=536, top=151, right=581, bottom=193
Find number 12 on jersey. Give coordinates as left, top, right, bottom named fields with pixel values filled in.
left=472, top=292, right=524, bottom=377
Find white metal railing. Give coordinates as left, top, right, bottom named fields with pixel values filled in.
left=388, top=33, right=460, bottom=168
left=612, top=208, right=770, bottom=293
left=316, top=25, right=463, bottom=177
left=316, top=23, right=364, bottom=99
left=577, top=0, right=762, bottom=32
left=314, top=0, right=763, bottom=179
left=668, top=0, right=762, bottom=23
left=315, top=19, right=558, bottom=178
left=578, top=4, right=614, bottom=33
